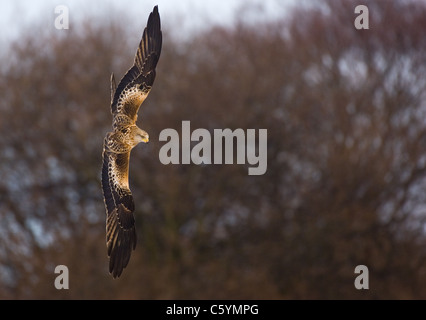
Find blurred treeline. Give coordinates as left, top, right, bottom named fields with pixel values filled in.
left=1, top=0, right=426, bottom=299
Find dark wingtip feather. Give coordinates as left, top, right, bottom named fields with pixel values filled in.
left=134, top=5, right=162, bottom=73
left=111, top=6, right=162, bottom=114
left=106, top=206, right=137, bottom=278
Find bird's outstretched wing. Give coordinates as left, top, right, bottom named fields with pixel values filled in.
left=102, top=143, right=137, bottom=278
left=111, top=5, right=162, bottom=123
left=101, top=6, right=162, bottom=278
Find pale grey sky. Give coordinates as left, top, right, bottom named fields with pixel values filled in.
left=1, top=0, right=294, bottom=43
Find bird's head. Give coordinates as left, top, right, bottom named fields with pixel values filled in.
left=133, top=127, right=149, bottom=144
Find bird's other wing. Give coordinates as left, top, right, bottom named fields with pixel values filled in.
left=110, top=73, right=117, bottom=105
left=111, top=5, right=162, bottom=122
left=101, top=141, right=137, bottom=278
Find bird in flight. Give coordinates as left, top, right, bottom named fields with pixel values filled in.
left=101, top=6, right=162, bottom=278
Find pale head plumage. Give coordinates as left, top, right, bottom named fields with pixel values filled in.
left=129, top=126, right=149, bottom=145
